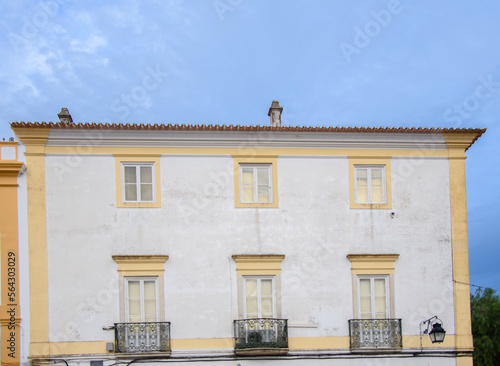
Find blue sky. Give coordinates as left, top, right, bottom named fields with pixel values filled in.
left=1, top=1, right=498, bottom=292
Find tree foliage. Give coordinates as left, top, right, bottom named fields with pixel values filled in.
left=470, top=287, right=500, bottom=366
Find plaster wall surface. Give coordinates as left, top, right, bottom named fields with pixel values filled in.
left=44, top=153, right=455, bottom=343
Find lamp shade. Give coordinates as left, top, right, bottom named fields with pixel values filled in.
left=429, top=322, right=446, bottom=343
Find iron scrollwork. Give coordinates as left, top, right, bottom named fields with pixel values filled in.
left=234, top=318, right=288, bottom=349
left=349, top=318, right=402, bottom=349
left=114, top=322, right=171, bottom=353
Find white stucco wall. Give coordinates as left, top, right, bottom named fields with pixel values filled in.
left=44, top=151, right=455, bottom=345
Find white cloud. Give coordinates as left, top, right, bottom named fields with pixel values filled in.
left=70, top=34, right=108, bottom=54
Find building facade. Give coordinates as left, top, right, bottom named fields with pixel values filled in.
left=5, top=104, right=484, bottom=365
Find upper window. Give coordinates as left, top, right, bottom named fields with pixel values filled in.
left=233, top=156, right=279, bottom=208
left=348, top=158, right=392, bottom=209
left=115, top=156, right=161, bottom=208
left=240, top=164, right=272, bottom=203
left=354, top=166, right=386, bottom=204
left=123, top=163, right=154, bottom=202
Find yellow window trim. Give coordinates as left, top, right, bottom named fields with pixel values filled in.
left=348, top=157, right=392, bottom=209
left=347, top=254, right=399, bottom=275
left=347, top=254, right=399, bottom=319
left=112, top=255, right=169, bottom=276
left=233, top=156, right=279, bottom=208
left=232, top=255, right=285, bottom=276
left=114, top=155, right=161, bottom=208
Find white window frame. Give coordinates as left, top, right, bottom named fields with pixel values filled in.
left=239, top=164, right=273, bottom=204
left=243, top=276, right=276, bottom=319
left=121, top=162, right=155, bottom=203
left=125, top=277, right=160, bottom=323
left=357, top=275, right=390, bottom=319
left=354, top=165, right=387, bottom=204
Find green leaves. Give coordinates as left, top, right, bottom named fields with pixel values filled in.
left=471, top=287, right=500, bottom=366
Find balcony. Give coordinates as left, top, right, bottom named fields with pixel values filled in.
left=114, top=322, right=171, bottom=354
left=349, top=319, right=402, bottom=350
left=234, top=318, right=288, bottom=355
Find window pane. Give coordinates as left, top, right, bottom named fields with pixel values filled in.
left=356, top=186, right=368, bottom=203
left=129, top=315, right=141, bottom=323
left=371, top=186, right=384, bottom=203
left=246, top=280, right=257, bottom=296
left=261, top=280, right=272, bottom=297
left=359, top=279, right=371, bottom=296
left=371, top=168, right=383, bottom=185
left=246, top=298, right=258, bottom=315
left=144, top=281, right=156, bottom=298
left=242, top=186, right=254, bottom=202
left=374, top=279, right=386, bottom=295
left=124, top=166, right=137, bottom=183
left=360, top=296, right=371, bottom=314
left=375, top=296, right=386, bottom=316
left=242, top=168, right=253, bottom=184
left=257, top=185, right=270, bottom=202
left=141, top=184, right=153, bottom=201
left=128, top=281, right=140, bottom=298
left=257, top=167, right=269, bottom=184
left=140, top=166, right=152, bottom=183
left=129, top=299, right=141, bottom=318
left=261, top=298, right=273, bottom=315
left=125, top=184, right=137, bottom=201
left=144, top=299, right=157, bottom=320
left=356, top=169, right=367, bottom=183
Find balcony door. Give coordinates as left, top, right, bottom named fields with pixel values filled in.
left=358, top=276, right=389, bottom=319
left=242, top=277, right=277, bottom=344
left=124, top=278, right=160, bottom=351
left=126, top=277, right=159, bottom=322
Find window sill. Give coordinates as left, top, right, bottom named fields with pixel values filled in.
left=235, top=202, right=279, bottom=208
left=350, top=202, right=392, bottom=209
left=117, top=201, right=161, bottom=208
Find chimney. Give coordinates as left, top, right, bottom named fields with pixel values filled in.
left=268, top=100, right=283, bottom=127
left=57, top=108, right=73, bottom=124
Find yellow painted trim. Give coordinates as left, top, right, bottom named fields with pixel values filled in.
left=45, top=146, right=450, bottom=157
left=112, top=255, right=168, bottom=276
left=11, top=128, right=51, bottom=358
left=27, top=334, right=460, bottom=357
left=233, top=156, right=279, bottom=208
left=444, top=132, right=480, bottom=353
left=171, top=338, right=234, bottom=349
left=0, top=143, right=23, bottom=366
left=347, top=254, right=399, bottom=318
left=114, top=155, right=161, bottom=208
left=232, top=255, right=285, bottom=275
left=348, top=157, right=392, bottom=209
left=347, top=254, right=399, bottom=274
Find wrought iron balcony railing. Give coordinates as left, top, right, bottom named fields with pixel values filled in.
left=234, top=318, right=288, bottom=350
left=114, top=322, right=171, bottom=353
left=349, top=319, right=402, bottom=349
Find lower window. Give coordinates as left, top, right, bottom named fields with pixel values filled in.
left=125, top=277, right=159, bottom=322
left=358, top=275, right=390, bottom=319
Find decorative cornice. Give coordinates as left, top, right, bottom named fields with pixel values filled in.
left=11, top=127, right=50, bottom=146
left=0, top=162, right=24, bottom=177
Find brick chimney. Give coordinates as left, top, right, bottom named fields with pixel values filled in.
left=57, top=108, right=73, bottom=124
left=268, top=100, right=283, bottom=127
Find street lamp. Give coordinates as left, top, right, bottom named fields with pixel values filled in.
left=420, top=316, right=446, bottom=348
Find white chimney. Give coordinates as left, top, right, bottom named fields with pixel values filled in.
left=268, top=100, right=283, bottom=127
